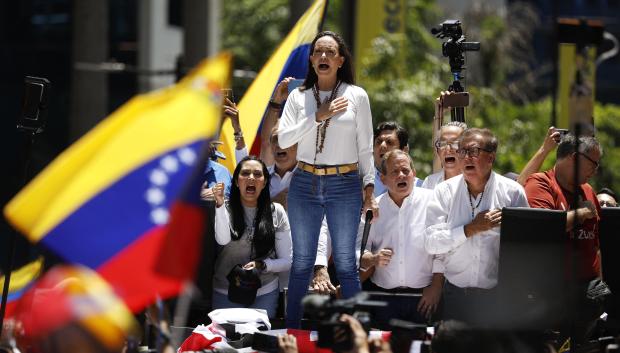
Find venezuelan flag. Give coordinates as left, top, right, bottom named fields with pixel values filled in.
left=13, top=265, right=139, bottom=352
left=154, top=144, right=212, bottom=282
left=4, top=54, right=231, bottom=312
left=218, top=0, right=327, bottom=172
left=0, top=257, right=43, bottom=317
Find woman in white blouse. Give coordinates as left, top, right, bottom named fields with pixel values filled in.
left=212, top=156, right=292, bottom=318
left=278, top=31, right=378, bottom=328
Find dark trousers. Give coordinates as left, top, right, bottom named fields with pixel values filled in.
left=442, top=281, right=498, bottom=327
left=559, top=279, right=605, bottom=347
left=365, top=280, right=426, bottom=329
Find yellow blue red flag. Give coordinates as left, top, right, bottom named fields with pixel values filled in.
left=4, top=53, right=231, bottom=312
left=0, top=257, right=43, bottom=317
left=13, top=265, right=139, bottom=352
left=219, top=0, right=327, bottom=171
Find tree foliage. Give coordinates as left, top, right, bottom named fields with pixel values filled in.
left=221, top=0, right=620, bottom=193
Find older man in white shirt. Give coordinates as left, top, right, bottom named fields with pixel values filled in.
left=357, top=150, right=443, bottom=327
left=311, top=121, right=421, bottom=293
left=424, top=128, right=529, bottom=326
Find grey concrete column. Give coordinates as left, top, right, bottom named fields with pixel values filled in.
left=137, top=0, right=183, bottom=92
left=70, top=0, right=108, bottom=141
left=183, top=0, right=220, bottom=69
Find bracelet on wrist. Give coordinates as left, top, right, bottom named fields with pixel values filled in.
left=268, top=100, right=283, bottom=110
left=233, top=131, right=243, bottom=142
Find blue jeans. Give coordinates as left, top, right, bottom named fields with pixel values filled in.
left=212, top=288, right=280, bottom=318
left=285, top=168, right=363, bottom=328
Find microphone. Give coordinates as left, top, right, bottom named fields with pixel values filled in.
left=365, top=209, right=373, bottom=223
left=359, top=210, right=374, bottom=270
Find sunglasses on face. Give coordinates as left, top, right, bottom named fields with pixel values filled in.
left=577, top=152, right=600, bottom=170
left=435, top=140, right=459, bottom=151
left=456, top=146, right=494, bottom=158
left=311, top=49, right=338, bottom=58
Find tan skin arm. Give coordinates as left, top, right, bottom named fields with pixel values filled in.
left=260, top=77, right=295, bottom=165
left=517, top=127, right=560, bottom=186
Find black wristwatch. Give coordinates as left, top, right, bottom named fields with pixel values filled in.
left=268, top=100, right=283, bottom=110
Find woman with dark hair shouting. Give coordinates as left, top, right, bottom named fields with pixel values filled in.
left=212, top=156, right=292, bottom=318
left=278, top=31, right=378, bottom=328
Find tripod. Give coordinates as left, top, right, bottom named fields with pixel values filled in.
left=0, top=76, right=50, bottom=336
left=447, top=76, right=466, bottom=123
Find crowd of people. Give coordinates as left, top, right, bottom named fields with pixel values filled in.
left=0, top=28, right=616, bottom=353
left=197, top=29, right=617, bottom=352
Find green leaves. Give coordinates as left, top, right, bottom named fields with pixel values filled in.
left=221, top=0, right=620, bottom=193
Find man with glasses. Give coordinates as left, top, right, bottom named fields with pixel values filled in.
left=524, top=134, right=603, bottom=345
left=597, top=187, right=617, bottom=208
left=422, top=121, right=467, bottom=189
left=424, top=128, right=529, bottom=325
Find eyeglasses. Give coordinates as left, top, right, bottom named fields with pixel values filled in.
left=435, top=140, right=459, bottom=151
left=456, top=146, right=495, bottom=158
left=239, top=170, right=264, bottom=178
left=311, top=49, right=338, bottom=58
left=577, top=152, right=599, bottom=170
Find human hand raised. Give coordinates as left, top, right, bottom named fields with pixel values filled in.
left=363, top=193, right=379, bottom=224
left=466, top=209, right=502, bottom=237
left=337, top=314, right=369, bottom=353
left=213, top=182, right=225, bottom=208
left=278, top=334, right=298, bottom=353
left=223, top=98, right=240, bottom=129
left=374, top=248, right=393, bottom=267
left=312, top=266, right=337, bottom=295
left=273, top=77, right=295, bottom=104
left=542, top=126, right=561, bottom=152
left=577, top=199, right=598, bottom=223
left=316, top=96, right=348, bottom=122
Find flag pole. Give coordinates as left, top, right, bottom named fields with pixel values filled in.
left=0, top=131, right=36, bottom=336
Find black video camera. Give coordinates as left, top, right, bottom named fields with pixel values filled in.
left=302, top=292, right=387, bottom=352
left=431, top=20, right=480, bottom=122
left=389, top=319, right=431, bottom=353
left=431, top=20, right=480, bottom=76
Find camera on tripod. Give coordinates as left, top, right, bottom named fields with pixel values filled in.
left=431, top=20, right=480, bottom=122
left=302, top=292, right=387, bottom=352
left=431, top=20, right=480, bottom=75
